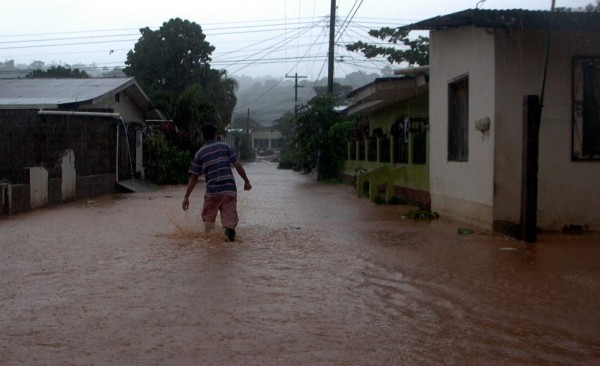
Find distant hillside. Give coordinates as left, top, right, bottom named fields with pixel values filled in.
left=232, top=71, right=381, bottom=127
left=0, top=60, right=126, bottom=79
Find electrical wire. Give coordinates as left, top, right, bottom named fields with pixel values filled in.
left=1, top=16, right=403, bottom=82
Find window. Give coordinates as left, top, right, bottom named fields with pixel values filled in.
left=411, top=118, right=428, bottom=165
left=392, top=117, right=409, bottom=164
left=448, top=76, right=469, bottom=161
left=573, top=57, right=600, bottom=160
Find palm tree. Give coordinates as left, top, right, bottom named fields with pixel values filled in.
left=203, top=69, right=238, bottom=130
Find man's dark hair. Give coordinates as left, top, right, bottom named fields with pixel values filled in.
left=202, top=124, right=217, bottom=140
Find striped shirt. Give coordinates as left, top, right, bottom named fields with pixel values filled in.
left=189, top=140, right=239, bottom=196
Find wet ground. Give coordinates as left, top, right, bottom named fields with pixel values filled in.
left=1, top=160, right=599, bottom=365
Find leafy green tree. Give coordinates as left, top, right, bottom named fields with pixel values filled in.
left=168, top=71, right=238, bottom=148
left=274, top=110, right=294, bottom=140
left=26, top=65, right=89, bottom=78
left=203, top=69, right=238, bottom=128
left=293, top=95, right=352, bottom=179
left=125, top=17, right=239, bottom=160
left=346, top=27, right=429, bottom=66
left=124, top=17, right=215, bottom=99
left=169, top=84, right=217, bottom=150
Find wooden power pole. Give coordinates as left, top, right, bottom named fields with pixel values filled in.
left=327, top=0, right=336, bottom=95
left=286, top=73, right=306, bottom=125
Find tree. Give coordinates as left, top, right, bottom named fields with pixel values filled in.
left=274, top=111, right=295, bottom=140
left=26, top=65, right=89, bottom=78
left=29, top=61, right=45, bottom=70
left=293, top=95, right=352, bottom=179
left=203, top=69, right=238, bottom=128
left=346, top=27, right=429, bottom=66
left=558, top=0, right=600, bottom=11
left=124, top=17, right=215, bottom=97
left=169, top=84, right=216, bottom=150
left=125, top=17, right=240, bottom=158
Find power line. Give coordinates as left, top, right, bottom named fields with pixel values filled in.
left=1, top=16, right=402, bottom=81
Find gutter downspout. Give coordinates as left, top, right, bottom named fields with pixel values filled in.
left=38, top=110, right=121, bottom=118
left=38, top=110, right=124, bottom=183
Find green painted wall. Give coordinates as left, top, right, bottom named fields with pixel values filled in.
left=343, top=93, right=430, bottom=194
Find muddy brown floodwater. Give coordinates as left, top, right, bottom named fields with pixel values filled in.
left=1, top=160, right=599, bottom=365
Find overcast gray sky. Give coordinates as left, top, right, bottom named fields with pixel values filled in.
left=0, top=0, right=592, bottom=79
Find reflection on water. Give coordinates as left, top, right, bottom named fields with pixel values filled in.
left=1, top=161, right=599, bottom=365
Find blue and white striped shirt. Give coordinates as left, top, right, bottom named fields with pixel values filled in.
left=189, top=140, right=239, bottom=196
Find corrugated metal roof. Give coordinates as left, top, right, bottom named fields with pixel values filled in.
left=344, top=76, right=428, bottom=115
left=347, top=76, right=418, bottom=99
left=402, top=9, right=600, bottom=32
left=0, top=77, right=139, bottom=108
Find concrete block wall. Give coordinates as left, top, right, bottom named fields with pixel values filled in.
left=0, top=110, right=116, bottom=183
left=76, top=174, right=116, bottom=199
left=0, top=110, right=119, bottom=215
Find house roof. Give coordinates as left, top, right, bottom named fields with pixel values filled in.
left=402, top=9, right=600, bottom=32
left=345, top=75, right=428, bottom=115
left=0, top=77, right=162, bottom=119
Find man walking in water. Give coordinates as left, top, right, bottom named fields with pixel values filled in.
left=182, top=124, right=252, bottom=242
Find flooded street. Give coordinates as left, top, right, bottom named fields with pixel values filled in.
left=1, top=160, right=599, bottom=365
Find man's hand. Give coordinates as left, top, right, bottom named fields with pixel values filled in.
left=182, top=174, right=199, bottom=211
left=244, top=182, right=252, bottom=191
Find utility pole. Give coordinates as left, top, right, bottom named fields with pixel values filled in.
left=285, top=73, right=306, bottom=126
left=327, top=0, right=336, bottom=95
left=246, top=108, right=250, bottom=135
left=246, top=107, right=251, bottom=152
left=520, top=0, right=556, bottom=243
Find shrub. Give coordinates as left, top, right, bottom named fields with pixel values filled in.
left=143, top=131, right=191, bottom=184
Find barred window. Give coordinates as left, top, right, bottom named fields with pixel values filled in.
left=573, top=57, right=600, bottom=160
left=448, top=76, right=469, bottom=162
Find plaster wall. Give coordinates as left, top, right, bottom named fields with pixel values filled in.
left=29, top=166, right=48, bottom=209
left=429, top=27, right=496, bottom=229
left=93, top=91, right=145, bottom=123
left=494, top=30, right=600, bottom=230
left=61, top=149, right=76, bottom=202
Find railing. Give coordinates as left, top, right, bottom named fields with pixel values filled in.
left=355, top=165, right=407, bottom=203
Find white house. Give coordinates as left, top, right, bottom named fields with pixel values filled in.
left=251, top=127, right=282, bottom=153
left=404, top=9, right=600, bottom=234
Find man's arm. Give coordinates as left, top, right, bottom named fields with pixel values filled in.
left=234, top=162, right=252, bottom=191
left=182, top=174, right=199, bottom=211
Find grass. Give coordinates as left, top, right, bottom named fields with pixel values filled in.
left=404, top=209, right=440, bottom=220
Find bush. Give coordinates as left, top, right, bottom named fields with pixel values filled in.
left=143, top=131, right=192, bottom=184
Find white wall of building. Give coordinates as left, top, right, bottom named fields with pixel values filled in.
left=433, top=26, right=600, bottom=231
left=252, top=128, right=282, bottom=150
left=429, top=27, right=496, bottom=229
left=495, top=30, right=600, bottom=230
left=95, top=91, right=146, bottom=123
